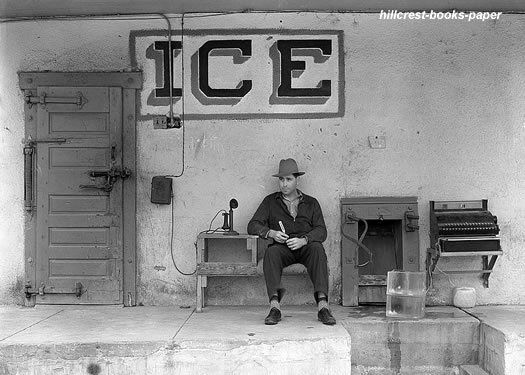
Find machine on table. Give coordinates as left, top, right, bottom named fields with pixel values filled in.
left=426, top=199, right=502, bottom=288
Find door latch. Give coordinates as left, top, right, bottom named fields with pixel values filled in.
left=80, top=166, right=132, bottom=192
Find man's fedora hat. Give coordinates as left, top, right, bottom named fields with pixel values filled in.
left=272, top=158, right=305, bottom=177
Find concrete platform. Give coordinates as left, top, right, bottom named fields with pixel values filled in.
left=466, top=305, right=525, bottom=375
left=2, top=304, right=523, bottom=375
left=0, top=305, right=351, bottom=375
left=341, top=305, right=480, bottom=375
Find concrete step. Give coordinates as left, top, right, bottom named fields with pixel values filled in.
left=0, top=305, right=351, bottom=375
left=338, top=306, right=480, bottom=374
left=459, top=364, right=490, bottom=375
left=466, top=305, right=525, bottom=375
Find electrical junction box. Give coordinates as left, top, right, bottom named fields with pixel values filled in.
left=153, top=116, right=168, bottom=129
left=151, top=176, right=172, bottom=204
left=153, top=115, right=182, bottom=129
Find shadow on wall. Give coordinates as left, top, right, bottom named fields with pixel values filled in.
left=5, top=276, right=25, bottom=305
left=137, top=277, right=195, bottom=305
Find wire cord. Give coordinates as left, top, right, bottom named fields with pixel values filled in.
left=169, top=205, right=229, bottom=275
left=170, top=195, right=196, bottom=276
left=163, top=13, right=186, bottom=274
left=163, top=14, right=185, bottom=179
left=341, top=217, right=374, bottom=268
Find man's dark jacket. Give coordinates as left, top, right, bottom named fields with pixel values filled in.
left=247, top=192, right=327, bottom=243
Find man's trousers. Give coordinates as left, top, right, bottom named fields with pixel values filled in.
left=263, top=241, right=329, bottom=303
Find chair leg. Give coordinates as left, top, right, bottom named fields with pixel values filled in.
left=196, top=275, right=203, bottom=312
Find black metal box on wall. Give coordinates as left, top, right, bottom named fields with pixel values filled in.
left=340, top=197, right=420, bottom=306
left=150, top=176, right=172, bottom=204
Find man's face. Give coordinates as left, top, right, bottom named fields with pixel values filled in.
left=279, top=174, right=298, bottom=196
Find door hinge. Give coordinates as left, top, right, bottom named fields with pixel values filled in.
left=27, top=138, right=67, bottom=147
left=24, top=281, right=44, bottom=298
left=24, top=91, right=87, bottom=109
left=404, top=209, right=420, bottom=232
left=24, top=281, right=84, bottom=299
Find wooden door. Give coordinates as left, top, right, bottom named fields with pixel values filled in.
left=34, top=86, right=124, bottom=304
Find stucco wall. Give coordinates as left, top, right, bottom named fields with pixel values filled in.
left=0, top=12, right=524, bottom=306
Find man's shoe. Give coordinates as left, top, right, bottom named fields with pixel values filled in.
left=318, top=307, right=336, bottom=325
left=264, top=307, right=282, bottom=325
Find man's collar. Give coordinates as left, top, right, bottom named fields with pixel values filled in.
left=276, top=189, right=303, bottom=201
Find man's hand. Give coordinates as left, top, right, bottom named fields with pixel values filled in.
left=269, top=230, right=289, bottom=243
left=286, top=237, right=307, bottom=251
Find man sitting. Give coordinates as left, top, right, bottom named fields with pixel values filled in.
left=247, top=158, right=336, bottom=325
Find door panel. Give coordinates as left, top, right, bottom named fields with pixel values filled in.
left=35, top=86, right=123, bottom=304
left=49, top=113, right=109, bottom=133
left=49, top=147, right=109, bottom=168
left=49, top=195, right=109, bottom=213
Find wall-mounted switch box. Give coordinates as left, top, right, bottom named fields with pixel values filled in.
left=151, top=176, right=172, bottom=204
left=153, top=116, right=168, bottom=129
left=368, top=135, right=386, bottom=149
left=153, top=115, right=182, bottom=129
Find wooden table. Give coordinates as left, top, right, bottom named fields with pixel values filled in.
left=195, top=233, right=258, bottom=312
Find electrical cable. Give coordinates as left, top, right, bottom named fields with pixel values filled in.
left=157, top=14, right=174, bottom=130
left=435, top=263, right=456, bottom=287
left=160, top=12, right=187, bottom=275
left=0, top=13, right=182, bottom=23
left=432, top=241, right=456, bottom=287
left=207, top=209, right=227, bottom=231
left=170, top=194, right=196, bottom=276
left=357, top=217, right=370, bottom=266
left=170, top=206, right=228, bottom=276
left=0, top=10, right=355, bottom=24
left=341, top=216, right=374, bottom=268
left=427, top=242, right=438, bottom=290
left=2, top=9, right=522, bottom=23
left=393, top=225, right=400, bottom=269
left=164, top=13, right=185, bottom=179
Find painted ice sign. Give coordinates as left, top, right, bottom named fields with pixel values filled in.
left=130, top=30, right=344, bottom=120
